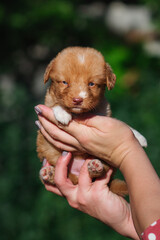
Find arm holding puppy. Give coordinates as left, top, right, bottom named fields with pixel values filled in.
left=36, top=104, right=160, bottom=238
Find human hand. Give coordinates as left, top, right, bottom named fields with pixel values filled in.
left=41, top=152, right=139, bottom=239
left=35, top=105, right=137, bottom=168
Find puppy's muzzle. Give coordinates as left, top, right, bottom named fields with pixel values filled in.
left=72, top=97, right=83, bottom=105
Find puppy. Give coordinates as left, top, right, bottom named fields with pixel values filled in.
left=36, top=47, right=147, bottom=197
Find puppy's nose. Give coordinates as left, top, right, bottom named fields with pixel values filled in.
left=73, top=97, right=83, bottom=105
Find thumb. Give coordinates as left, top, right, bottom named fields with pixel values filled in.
left=92, top=168, right=113, bottom=189
left=54, top=151, right=72, bottom=182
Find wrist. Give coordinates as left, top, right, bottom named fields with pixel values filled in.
left=110, top=130, right=138, bottom=169
left=113, top=203, right=139, bottom=240
left=119, top=139, right=147, bottom=175
left=121, top=210, right=139, bottom=240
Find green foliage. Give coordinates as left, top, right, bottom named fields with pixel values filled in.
left=0, top=0, right=160, bottom=240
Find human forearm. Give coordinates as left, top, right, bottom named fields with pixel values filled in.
left=120, top=140, right=160, bottom=235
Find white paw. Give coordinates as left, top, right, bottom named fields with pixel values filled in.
left=130, top=127, right=147, bottom=147
left=53, top=105, right=72, bottom=125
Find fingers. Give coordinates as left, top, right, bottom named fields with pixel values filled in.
left=42, top=154, right=114, bottom=214
left=35, top=105, right=57, bottom=124
left=44, top=184, right=63, bottom=196
left=35, top=104, right=89, bottom=139
left=37, top=120, right=78, bottom=152
left=42, top=153, right=77, bottom=198
left=38, top=114, right=82, bottom=151
left=54, top=152, right=72, bottom=184
left=92, top=168, right=113, bottom=190
left=75, top=159, right=113, bottom=195
left=53, top=152, right=77, bottom=197
left=78, top=159, right=92, bottom=192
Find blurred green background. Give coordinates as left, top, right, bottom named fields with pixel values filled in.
left=0, top=0, right=160, bottom=239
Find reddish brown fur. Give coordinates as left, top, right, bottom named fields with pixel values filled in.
left=36, top=47, right=128, bottom=197
left=44, top=47, right=115, bottom=113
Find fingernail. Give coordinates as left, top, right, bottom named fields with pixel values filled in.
left=62, top=151, right=68, bottom=156
left=34, top=106, right=42, bottom=115
left=42, top=158, right=47, bottom=166
left=35, top=120, right=41, bottom=129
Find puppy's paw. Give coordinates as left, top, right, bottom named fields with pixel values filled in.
left=130, top=127, right=147, bottom=147
left=88, top=159, right=104, bottom=178
left=39, top=166, right=55, bottom=185
left=53, top=106, right=72, bottom=125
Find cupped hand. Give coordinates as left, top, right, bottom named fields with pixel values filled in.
left=41, top=152, right=138, bottom=239
left=35, top=105, right=136, bottom=168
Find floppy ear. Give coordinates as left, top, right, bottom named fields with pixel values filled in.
left=44, top=59, right=55, bottom=84
left=106, top=63, right=116, bottom=90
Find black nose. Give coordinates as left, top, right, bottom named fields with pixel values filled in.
left=73, top=97, right=83, bottom=105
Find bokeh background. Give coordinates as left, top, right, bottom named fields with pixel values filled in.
left=0, top=0, right=160, bottom=239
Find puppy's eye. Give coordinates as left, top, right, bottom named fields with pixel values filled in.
left=88, top=82, right=95, bottom=87
left=62, top=81, right=68, bottom=85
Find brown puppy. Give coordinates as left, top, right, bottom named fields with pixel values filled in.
left=36, top=47, right=146, bottom=196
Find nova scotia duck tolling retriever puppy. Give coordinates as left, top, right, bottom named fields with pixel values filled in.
left=35, top=46, right=147, bottom=197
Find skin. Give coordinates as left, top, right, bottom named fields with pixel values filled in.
left=43, top=154, right=138, bottom=239
left=35, top=104, right=160, bottom=239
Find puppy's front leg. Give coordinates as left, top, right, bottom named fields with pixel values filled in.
left=53, top=105, right=72, bottom=125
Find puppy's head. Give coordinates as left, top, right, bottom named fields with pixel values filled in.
left=44, top=47, right=116, bottom=114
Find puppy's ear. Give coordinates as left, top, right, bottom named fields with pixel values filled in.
left=106, top=63, right=116, bottom=90
left=44, top=59, right=55, bottom=84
